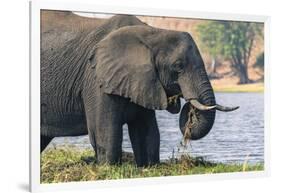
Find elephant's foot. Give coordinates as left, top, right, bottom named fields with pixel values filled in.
left=95, top=145, right=122, bottom=165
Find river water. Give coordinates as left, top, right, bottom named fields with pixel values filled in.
left=48, top=93, right=264, bottom=164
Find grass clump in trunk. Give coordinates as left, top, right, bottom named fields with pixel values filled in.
left=41, top=147, right=264, bottom=184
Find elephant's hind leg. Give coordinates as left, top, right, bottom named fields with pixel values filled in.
left=41, top=135, right=53, bottom=152
left=128, top=123, right=146, bottom=166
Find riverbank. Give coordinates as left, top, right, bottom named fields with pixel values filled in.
left=41, top=148, right=263, bottom=183
left=212, top=83, right=264, bottom=92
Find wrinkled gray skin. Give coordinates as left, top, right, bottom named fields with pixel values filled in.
left=41, top=15, right=217, bottom=166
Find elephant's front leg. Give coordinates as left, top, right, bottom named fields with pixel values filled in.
left=84, top=94, right=123, bottom=165
left=128, top=110, right=160, bottom=167
left=96, top=119, right=123, bottom=164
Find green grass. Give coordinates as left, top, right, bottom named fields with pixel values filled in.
left=41, top=148, right=264, bottom=184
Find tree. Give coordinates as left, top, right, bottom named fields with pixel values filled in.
left=197, top=21, right=263, bottom=84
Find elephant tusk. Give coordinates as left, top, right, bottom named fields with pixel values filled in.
left=190, top=99, right=216, bottom=111
left=190, top=99, right=239, bottom=112
left=215, top=104, right=239, bottom=112
left=180, top=94, right=239, bottom=112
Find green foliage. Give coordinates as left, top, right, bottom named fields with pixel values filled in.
left=197, top=21, right=263, bottom=83
left=41, top=148, right=264, bottom=183
left=197, top=21, right=225, bottom=57
left=197, top=21, right=262, bottom=63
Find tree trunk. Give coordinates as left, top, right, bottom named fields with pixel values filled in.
left=235, top=63, right=251, bottom=84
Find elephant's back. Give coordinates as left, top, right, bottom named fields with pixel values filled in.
left=41, top=15, right=146, bottom=98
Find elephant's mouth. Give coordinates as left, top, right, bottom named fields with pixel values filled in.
left=166, top=93, right=182, bottom=114
left=167, top=93, right=182, bottom=105
left=165, top=83, right=182, bottom=114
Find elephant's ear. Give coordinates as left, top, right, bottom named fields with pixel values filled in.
left=93, top=29, right=168, bottom=110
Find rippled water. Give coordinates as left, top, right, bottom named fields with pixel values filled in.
left=49, top=93, right=264, bottom=164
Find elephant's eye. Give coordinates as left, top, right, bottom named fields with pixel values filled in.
left=173, top=60, right=184, bottom=72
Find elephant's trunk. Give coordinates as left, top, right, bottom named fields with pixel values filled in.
left=178, top=67, right=216, bottom=140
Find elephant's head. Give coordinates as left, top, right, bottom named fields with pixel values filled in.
left=92, top=25, right=238, bottom=140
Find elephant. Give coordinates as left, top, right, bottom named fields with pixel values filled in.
left=41, top=14, right=238, bottom=167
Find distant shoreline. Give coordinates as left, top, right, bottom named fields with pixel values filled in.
left=213, top=83, right=264, bottom=93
